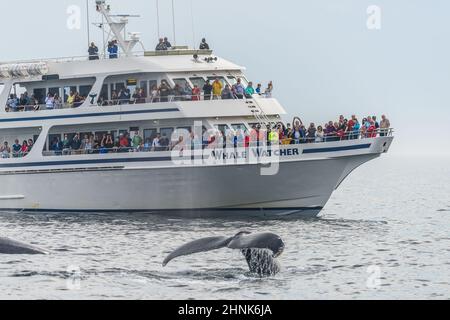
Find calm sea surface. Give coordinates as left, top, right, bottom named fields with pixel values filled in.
left=1, top=155, right=449, bottom=300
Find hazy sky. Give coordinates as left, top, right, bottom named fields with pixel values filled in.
left=0, top=0, right=449, bottom=155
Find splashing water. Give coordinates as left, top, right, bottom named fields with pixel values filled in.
left=242, top=249, right=281, bottom=277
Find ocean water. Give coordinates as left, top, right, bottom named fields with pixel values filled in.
left=0, top=155, right=449, bottom=300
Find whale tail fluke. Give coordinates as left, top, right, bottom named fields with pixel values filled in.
left=162, top=232, right=285, bottom=276
left=162, top=236, right=232, bottom=267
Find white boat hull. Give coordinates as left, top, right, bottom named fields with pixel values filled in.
left=0, top=138, right=390, bottom=218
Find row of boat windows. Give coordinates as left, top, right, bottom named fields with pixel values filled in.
left=42, top=123, right=249, bottom=156
left=8, top=75, right=247, bottom=108
left=0, top=123, right=251, bottom=159
left=99, top=75, right=245, bottom=103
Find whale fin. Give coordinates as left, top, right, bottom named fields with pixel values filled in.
left=0, top=237, right=48, bottom=255
left=162, top=236, right=232, bottom=267
left=227, top=233, right=285, bottom=257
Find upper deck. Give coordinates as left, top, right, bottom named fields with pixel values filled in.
left=0, top=49, right=244, bottom=83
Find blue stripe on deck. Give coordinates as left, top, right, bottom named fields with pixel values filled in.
left=0, top=108, right=179, bottom=123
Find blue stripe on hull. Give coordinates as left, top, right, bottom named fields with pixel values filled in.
left=303, top=144, right=371, bottom=154
left=0, top=144, right=372, bottom=169
left=0, top=156, right=173, bottom=168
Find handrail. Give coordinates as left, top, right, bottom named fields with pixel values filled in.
left=95, top=93, right=259, bottom=106
left=5, top=93, right=267, bottom=112
left=38, top=128, right=394, bottom=158
left=0, top=51, right=147, bottom=66
left=0, top=47, right=216, bottom=66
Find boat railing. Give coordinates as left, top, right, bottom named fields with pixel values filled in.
left=0, top=52, right=145, bottom=65
left=98, top=93, right=257, bottom=106
left=39, top=129, right=394, bottom=158
left=5, top=93, right=270, bottom=113
left=0, top=48, right=215, bottom=66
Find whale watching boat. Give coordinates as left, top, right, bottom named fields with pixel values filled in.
left=0, top=1, right=393, bottom=218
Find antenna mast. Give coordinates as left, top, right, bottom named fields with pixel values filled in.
left=95, top=0, right=141, bottom=56
left=86, top=0, right=91, bottom=46
left=156, top=0, right=160, bottom=38
left=171, top=0, right=177, bottom=46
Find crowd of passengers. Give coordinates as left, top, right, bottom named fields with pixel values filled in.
left=0, top=114, right=391, bottom=158
left=37, top=114, right=390, bottom=157
left=0, top=138, right=35, bottom=158
left=88, top=36, right=210, bottom=60
left=98, top=78, right=274, bottom=106
left=5, top=78, right=273, bottom=112
left=6, top=91, right=88, bottom=112
left=48, top=131, right=173, bottom=155
left=155, top=37, right=210, bottom=51
left=254, top=114, right=392, bottom=146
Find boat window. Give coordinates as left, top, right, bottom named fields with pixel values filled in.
left=231, top=123, right=248, bottom=133
left=112, top=83, right=126, bottom=94
left=238, top=77, right=248, bottom=86
left=161, top=79, right=172, bottom=88
left=149, top=80, right=158, bottom=91
left=215, top=124, right=229, bottom=133
left=63, top=86, right=77, bottom=102
left=100, top=84, right=108, bottom=101
left=33, top=88, right=46, bottom=104
left=189, top=77, right=206, bottom=88
left=207, top=76, right=227, bottom=87
left=160, top=128, right=174, bottom=141
left=227, top=75, right=248, bottom=86
left=177, top=126, right=192, bottom=133
left=49, top=87, right=61, bottom=97
left=173, top=78, right=191, bottom=90
left=227, top=76, right=237, bottom=85
left=79, top=85, right=93, bottom=97
left=0, top=127, right=42, bottom=159
left=95, top=131, right=108, bottom=139
left=80, top=132, right=93, bottom=139
left=48, top=134, right=62, bottom=148
left=118, top=129, right=129, bottom=137
left=139, top=81, right=148, bottom=97
left=144, top=129, right=158, bottom=142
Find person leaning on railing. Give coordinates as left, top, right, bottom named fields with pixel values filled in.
left=0, top=141, right=11, bottom=158
left=212, top=78, right=223, bottom=100
left=203, top=80, right=213, bottom=100
left=233, top=79, right=245, bottom=99
left=221, top=85, right=234, bottom=100
left=6, top=94, right=19, bottom=112
left=191, top=85, right=201, bottom=101
left=380, top=115, right=391, bottom=137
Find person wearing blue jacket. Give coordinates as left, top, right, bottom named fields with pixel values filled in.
left=108, top=40, right=119, bottom=59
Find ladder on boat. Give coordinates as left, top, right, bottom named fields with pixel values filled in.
left=246, top=98, right=273, bottom=127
